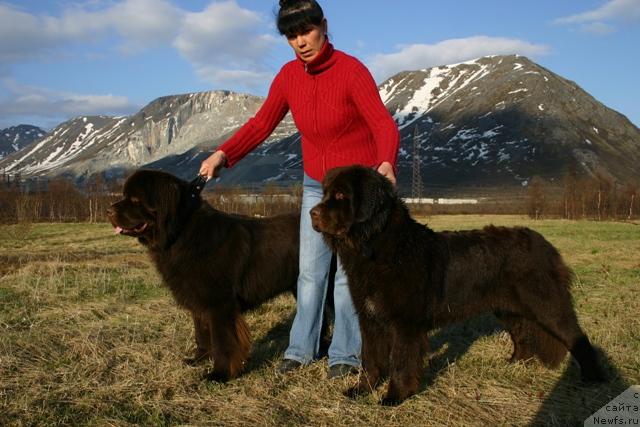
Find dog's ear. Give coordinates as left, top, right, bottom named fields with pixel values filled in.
left=322, top=166, right=346, bottom=196
left=354, top=168, right=396, bottom=223
left=156, top=180, right=183, bottom=249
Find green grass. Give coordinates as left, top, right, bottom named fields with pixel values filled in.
left=1, top=218, right=638, bottom=426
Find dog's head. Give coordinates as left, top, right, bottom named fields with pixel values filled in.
left=310, top=165, right=396, bottom=241
left=107, top=170, right=203, bottom=249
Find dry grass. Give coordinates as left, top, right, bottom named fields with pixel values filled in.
left=1, top=217, right=638, bottom=426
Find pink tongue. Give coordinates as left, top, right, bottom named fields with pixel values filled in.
left=114, top=226, right=123, bottom=235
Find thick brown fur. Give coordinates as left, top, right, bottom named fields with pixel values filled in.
left=107, top=170, right=300, bottom=382
left=311, top=165, right=606, bottom=405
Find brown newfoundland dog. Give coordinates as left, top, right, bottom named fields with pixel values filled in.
left=107, top=170, right=300, bottom=382
left=310, top=165, right=606, bottom=405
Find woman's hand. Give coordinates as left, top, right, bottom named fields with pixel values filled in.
left=377, top=161, right=396, bottom=186
left=199, top=150, right=227, bottom=180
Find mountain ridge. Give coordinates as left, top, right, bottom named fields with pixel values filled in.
left=0, top=124, right=47, bottom=160
left=1, top=55, right=638, bottom=194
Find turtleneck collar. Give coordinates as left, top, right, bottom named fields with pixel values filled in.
left=296, top=38, right=336, bottom=75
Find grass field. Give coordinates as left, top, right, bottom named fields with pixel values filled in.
left=1, top=216, right=638, bottom=426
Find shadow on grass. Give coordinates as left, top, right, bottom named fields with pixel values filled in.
left=530, top=349, right=630, bottom=426
left=417, top=314, right=628, bottom=425
left=244, top=312, right=296, bottom=374
left=243, top=311, right=335, bottom=375
left=421, top=313, right=504, bottom=389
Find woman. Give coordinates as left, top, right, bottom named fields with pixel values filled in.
left=199, top=0, right=399, bottom=378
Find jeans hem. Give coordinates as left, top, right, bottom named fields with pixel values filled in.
left=282, top=352, right=312, bottom=365
left=327, top=358, right=361, bottom=368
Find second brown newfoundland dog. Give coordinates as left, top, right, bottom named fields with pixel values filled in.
left=310, top=165, right=606, bottom=405
left=107, top=170, right=300, bottom=382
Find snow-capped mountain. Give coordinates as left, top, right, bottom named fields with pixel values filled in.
left=383, top=55, right=640, bottom=190
left=0, top=91, right=296, bottom=179
left=0, top=125, right=47, bottom=160
left=1, top=55, right=638, bottom=193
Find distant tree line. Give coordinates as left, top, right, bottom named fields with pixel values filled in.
left=527, top=169, right=639, bottom=221
left=1, top=170, right=637, bottom=224
left=0, top=173, right=122, bottom=223
left=0, top=174, right=304, bottom=224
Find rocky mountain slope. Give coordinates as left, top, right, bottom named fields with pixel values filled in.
left=0, top=125, right=47, bottom=160
left=1, top=55, right=638, bottom=194
left=382, top=55, right=639, bottom=191
left=0, top=91, right=296, bottom=179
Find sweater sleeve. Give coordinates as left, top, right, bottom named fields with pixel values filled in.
left=348, top=60, right=400, bottom=169
left=217, top=70, right=289, bottom=168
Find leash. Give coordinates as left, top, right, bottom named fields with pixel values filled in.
left=189, top=175, right=209, bottom=199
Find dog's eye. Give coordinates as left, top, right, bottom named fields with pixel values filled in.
left=334, top=192, right=346, bottom=201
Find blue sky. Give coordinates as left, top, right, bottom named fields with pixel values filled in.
left=0, top=0, right=639, bottom=130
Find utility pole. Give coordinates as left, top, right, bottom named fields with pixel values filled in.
left=411, top=124, right=423, bottom=199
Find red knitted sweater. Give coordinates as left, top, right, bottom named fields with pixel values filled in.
left=218, top=40, right=400, bottom=181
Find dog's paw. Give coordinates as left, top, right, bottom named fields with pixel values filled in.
left=202, top=370, right=229, bottom=383
left=379, top=394, right=403, bottom=406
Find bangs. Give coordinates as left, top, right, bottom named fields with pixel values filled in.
left=277, top=6, right=323, bottom=37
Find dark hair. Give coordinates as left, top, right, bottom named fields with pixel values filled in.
left=277, top=0, right=325, bottom=38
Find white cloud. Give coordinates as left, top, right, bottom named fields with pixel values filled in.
left=0, top=79, right=139, bottom=119
left=192, top=66, right=275, bottom=90
left=367, top=36, right=550, bottom=82
left=173, top=1, right=278, bottom=90
left=582, top=22, right=616, bottom=35
left=0, top=1, right=277, bottom=90
left=554, top=0, right=640, bottom=33
left=555, top=0, right=640, bottom=24
left=0, top=4, right=60, bottom=62
left=107, top=0, right=182, bottom=44
left=0, top=1, right=181, bottom=61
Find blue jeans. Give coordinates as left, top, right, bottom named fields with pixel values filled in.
left=283, top=174, right=361, bottom=367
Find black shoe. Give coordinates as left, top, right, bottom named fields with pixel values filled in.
left=276, top=359, right=302, bottom=374
left=327, top=364, right=359, bottom=379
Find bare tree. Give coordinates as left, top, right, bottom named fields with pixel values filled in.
left=563, top=166, right=578, bottom=219
left=527, top=175, right=546, bottom=220
left=594, top=172, right=613, bottom=221
left=624, top=182, right=638, bottom=220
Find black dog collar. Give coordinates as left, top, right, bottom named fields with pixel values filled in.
left=189, top=175, right=208, bottom=199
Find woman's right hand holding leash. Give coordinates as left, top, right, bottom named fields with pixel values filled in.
left=199, top=150, right=227, bottom=180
